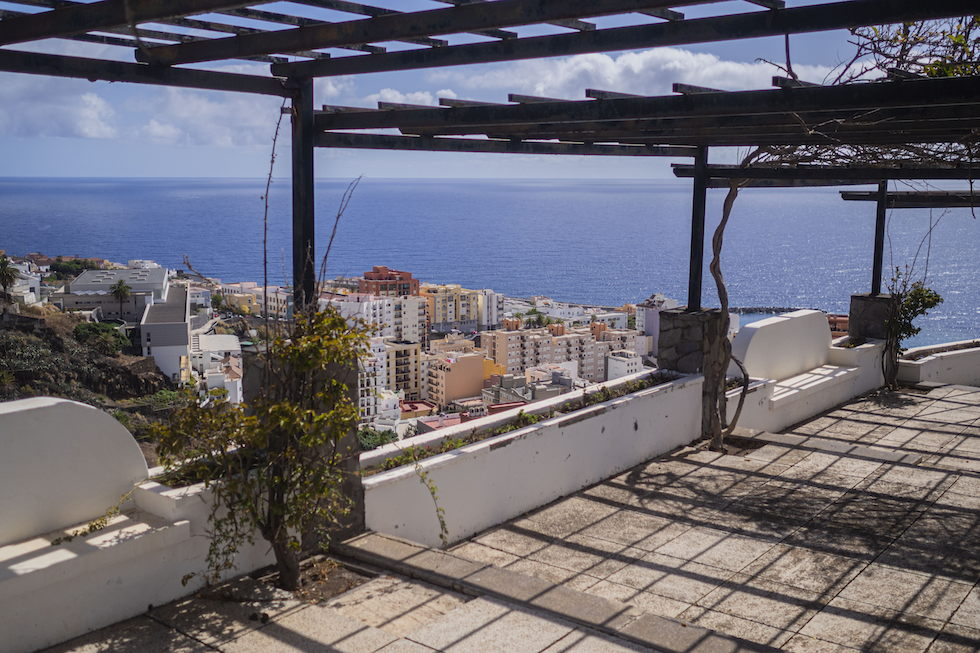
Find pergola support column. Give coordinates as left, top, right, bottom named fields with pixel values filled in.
left=291, top=77, right=316, bottom=309
left=872, top=179, right=887, bottom=295
left=687, top=145, right=708, bottom=311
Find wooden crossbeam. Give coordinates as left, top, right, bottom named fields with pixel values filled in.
left=841, top=191, right=980, bottom=207
left=439, top=98, right=506, bottom=107
left=314, top=76, right=980, bottom=134
left=136, top=0, right=706, bottom=66
left=315, top=132, right=697, bottom=156
left=772, top=76, right=822, bottom=88
left=274, top=0, right=977, bottom=78
left=673, top=83, right=725, bottom=94
left=674, top=164, right=980, bottom=181
left=586, top=89, right=645, bottom=99
left=508, top=93, right=578, bottom=104
left=0, top=0, right=255, bottom=46
left=0, top=48, right=290, bottom=96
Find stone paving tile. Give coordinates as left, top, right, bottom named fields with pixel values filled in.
left=744, top=443, right=812, bottom=466
left=579, top=476, right=650, bottom=506
left=528, top=534, right=644, bottom=580
left=450, top=541, right=521, bottom=567
left=325, top=576, right=469, bottom=638
left=928, top=622, right=980, bottom=653
left=41, top=616, right=212, bottom=653
left=949, top=585, right=980, bottom=627
left=836, top=563, right=973, bottom=622
left=724, top=478, right=844, bottom=522
left=223, top=604, right=396, bottom=653
left=741, top=544, right=867, bottom=596
left=695, top=573, right=827, bottom=632
left=376, top=640, right=439, bottom=652
left=578, top=506, right=692, bottom=552
left=538, top=628, right=655, bottom=652
left=148, top=577, right=308, bottom=646
left=602, top=552, right=734, bottom=605
left=406, top=597, right=574, bottom=653
left=523, top=496, right=624, bottom=539
left=504, top=558, right=603, bottom=593
left=797, top=596, right=944, bottom=653
left=471, top=521, right=553, bottom=557
left=676, top=606, right=795, bottom=649
left=781, top=523, right=896, bottom=562
left=777, top=451, right=883, bottom=481
left=874, top=540, right=980, bottom=585
left=781, top=633, right=863, bottom=652
left=873, top=426, right=961, bottom=453
left=947, top=474, right=980, bottom=496
left=582, top=579, right=692, bottom=619
left=652, top=525, right=774, bottom=573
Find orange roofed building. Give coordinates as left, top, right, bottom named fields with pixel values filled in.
left=359, top=266, right=420, bottom=297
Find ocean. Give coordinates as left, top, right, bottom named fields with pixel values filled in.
left=1, top=177, right=977, bottom=349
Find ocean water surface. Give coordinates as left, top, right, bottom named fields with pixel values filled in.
left=1, top=177, right=977, bottom=348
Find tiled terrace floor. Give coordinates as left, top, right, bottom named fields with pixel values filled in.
left=42, top=386, right=980, bottom=653
left=451, top=385, right=980, bottom=652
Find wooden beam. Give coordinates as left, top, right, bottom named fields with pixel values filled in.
left=0, top=48, right=290, bottom=96
left=586, top=89, right=645, bottom=100
left=137, top=0, right=710, bottom=65
left=841, top=191, right=980, bottom=207
left=673, top=164, right=980, bottom=181
left=673, top=83, right=725, bottom=94
left=315, top=132, right=697, bottom=156
left=314, top=75, right=980, bottom=133
left=272, top=0, right=977, bottom=78
left=0, top=0, right=254, bottom=46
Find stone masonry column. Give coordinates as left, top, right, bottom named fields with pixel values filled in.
left=658, top=308, right=727, bottom=439
left=849, top=293, right=891, bottom=340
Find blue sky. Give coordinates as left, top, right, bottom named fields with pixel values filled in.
left=0, top=1, right=860, bottom=179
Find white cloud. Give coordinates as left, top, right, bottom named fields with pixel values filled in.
left=123, top=87, right=282, bottom=147
left=427, top=48, right=833, bottom=99
left=360, top=87, right=457, bottom=107
left=0, top=74, right=117, bottom=139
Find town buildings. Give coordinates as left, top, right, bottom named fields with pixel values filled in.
left=481, top=321, right=643, bottom=383
left=51, top=267, right=169, bottom=323
left=420, top=283, right=505, bottom=333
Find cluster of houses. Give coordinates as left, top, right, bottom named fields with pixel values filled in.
left=2, top=254, right=685, bottom=437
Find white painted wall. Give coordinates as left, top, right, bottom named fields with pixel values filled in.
left=362, top=375, right=703, bottom=548
left=0, top=399, right=274, bottom=653
left=898, top=341, right=980, bottom=386
left=729, top=310, right=831, bottom=379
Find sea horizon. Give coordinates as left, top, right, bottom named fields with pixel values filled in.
left=2, top=176, right=977, bottom=348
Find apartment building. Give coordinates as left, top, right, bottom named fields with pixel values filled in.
left=636, top=293, right=680, bottom=357
left=359, top=266, right=420, bottom=297
left=427, top=351, right=486, bottom=409
left=319, top=292, right=426, bottom=346
left=52, top=267, right=169, bottom=323
left=481, top=321, right=643, bottom=383
left=606, top=349, right=642, bottom=381
left=141, top=284, right=191, bottom=384
left=421, top=283, right=504, bottom=333
left=385, top=340, right=422, bottom=402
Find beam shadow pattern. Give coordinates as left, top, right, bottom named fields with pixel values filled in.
left=454, top=386, right=980, bottom=651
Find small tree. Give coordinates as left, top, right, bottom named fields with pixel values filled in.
left=212, top=292, right=224, bottom=311
left=110, top=279, right=132, bottom=321
left=0, top=256, right=17, bottom=304
left=152, top=304, right=366, bottom=590
left=882, top=267, right=943, bottom=388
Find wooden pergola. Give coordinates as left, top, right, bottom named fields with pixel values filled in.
left=1, top=0, right=977, bottom=307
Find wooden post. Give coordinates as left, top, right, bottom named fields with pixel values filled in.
left=687, top=145, right=708, bottom=311
left=871, top=179, right=887, bottom=295
left=291, top=77, right=315, bottom=308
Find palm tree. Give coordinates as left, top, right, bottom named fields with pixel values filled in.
left=0, top=256, right=17, bottom=304
left=110, top=279, right=132, bottom=321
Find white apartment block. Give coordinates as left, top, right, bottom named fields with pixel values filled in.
left=482, top=322, right=643, bottom=383
left=357, top=338, right=388, bottom=426
left=606, top=350, right=642, bottom=381
left=636, top=293, right=680, bottom=357
left=320, top=293, right=426, bottom=345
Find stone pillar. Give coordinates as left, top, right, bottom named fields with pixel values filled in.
left=659, top=308, right=728, bottom=440
left=658, top=308, right=726, bottom=374
left=849, top=293, right=891, bottom=340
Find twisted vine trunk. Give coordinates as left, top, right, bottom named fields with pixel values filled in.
left=706, top=181, right=750, bottom=450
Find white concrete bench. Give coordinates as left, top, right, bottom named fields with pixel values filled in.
left=728, top=310, right=861, bottom=431
left=0, top=398, right=192, bottom=653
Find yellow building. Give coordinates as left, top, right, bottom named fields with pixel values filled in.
left=427, top=351, right=486, bottom=409
left=384, top=339, right=422, bottom=402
